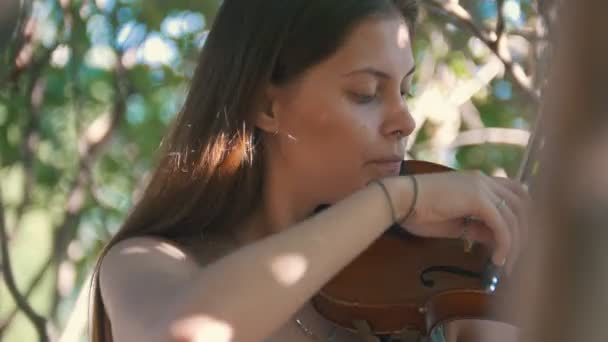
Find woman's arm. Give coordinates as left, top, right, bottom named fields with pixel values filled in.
left=100, top=176, right=414, bottom=342
left=166, top=176, right=415, bottom=341
left=100, top=171, right=524, bottom=342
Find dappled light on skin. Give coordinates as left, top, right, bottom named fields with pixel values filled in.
left=270, top=253, right=309, bottom=286
left=156, top=242, right=188, bottom=260
left=277, top=128, right=299, bottom=143
left=286, top=133, right=298, bottom=142
left=1, top=0, right=549, bottom=341
left=120, top=246, right=149, bottom=255
left=397, top=23, right=410, bottom=49
left=171, top=316, right=234, bottom=342
left=119, top=242, right=186, bottom=260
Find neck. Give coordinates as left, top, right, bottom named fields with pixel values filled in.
left=232, top=159, right=319, bottom=246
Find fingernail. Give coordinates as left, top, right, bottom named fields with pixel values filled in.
left=496, top=257, right=507, bottom=267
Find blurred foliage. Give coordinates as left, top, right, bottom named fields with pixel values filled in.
left=0, top=0, right=549, bottom=341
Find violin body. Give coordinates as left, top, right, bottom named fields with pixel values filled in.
left=312, top=160, right=514, bottom=338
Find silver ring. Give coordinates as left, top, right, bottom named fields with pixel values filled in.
left=460, top=226, right=468, bottom=240
left=461, top=217, right=475, bottom=252
left=460, top=216, right=473, bottom=240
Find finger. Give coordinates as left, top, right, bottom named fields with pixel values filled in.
left=410, top=218, right=497, bottom=252
left=462, top=220, right=496, bottom=248
left=476, top=192, right=512, bottom=267
left=494, top=178, right=531, bottom=248
left=493, top=177, right=529, bottom=200
left=486, top=190, right=519, bottom=274
left=486, top=183, right=523, bottom=274
left=489, top=179, right=530, bottom=272
left=405, top=219, right=471, bottom=239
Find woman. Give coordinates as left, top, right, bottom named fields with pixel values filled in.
left=91, top=1, right=528, bottom=341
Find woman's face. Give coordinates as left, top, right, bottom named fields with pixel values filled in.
left=266, top=15, right=416, bottom=205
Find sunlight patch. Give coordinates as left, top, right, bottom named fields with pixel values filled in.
left=156, top=242, right=187, bottom=260
left=171, top=316, right=234, bottom=342
left=397, top=23, right=410, bottom=48
left=121, top=246, right=149, bottom=255
left=270, top=253, right=308, bottom=286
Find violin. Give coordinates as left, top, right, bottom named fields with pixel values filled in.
left=309, top=104, right=545, bottom=340
left=311, top=160, right=519, bottom=340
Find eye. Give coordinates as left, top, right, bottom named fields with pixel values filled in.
left=349, top=91, right=377, bottom=104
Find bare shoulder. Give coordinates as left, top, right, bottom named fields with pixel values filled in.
left=98, top=236, right=200, bottom=340
left=100, top=236, right=199, bottom=283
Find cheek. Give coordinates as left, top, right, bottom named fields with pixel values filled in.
left=285, top=94, right=374, bottom=158
left=280, top=94, right=378, bottom=194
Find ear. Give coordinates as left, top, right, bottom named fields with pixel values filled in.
left=253, top=84, right=281, bottom=134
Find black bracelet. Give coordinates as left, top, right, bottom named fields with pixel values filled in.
left=369, top=176, right=418, bottom=226
left=399, top=175, right=418, bottom=225
left=369, top=179, right=398, bottom=224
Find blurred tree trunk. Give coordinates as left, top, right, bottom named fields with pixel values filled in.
left=518, top=1, right=608, bottom=341
left=0, top=0, right=21, bottom=53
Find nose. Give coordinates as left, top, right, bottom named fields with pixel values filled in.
left=382, top=97, right=416, bottom=138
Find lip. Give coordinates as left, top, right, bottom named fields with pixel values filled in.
left=369, top=160, right=403, bottom=176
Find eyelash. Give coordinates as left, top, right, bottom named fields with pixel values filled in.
left=350, top=90, right=414, bottom=104
left=350, top=92, right=377, bottom=104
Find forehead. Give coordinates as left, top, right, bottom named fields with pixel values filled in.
left=317, top=16, right=415, bottom=77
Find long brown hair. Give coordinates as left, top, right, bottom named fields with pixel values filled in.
left=89, top=1, right=419, bottom=341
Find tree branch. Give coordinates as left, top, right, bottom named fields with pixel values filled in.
left=413, top=127, right=531, bottom=152
left=10, top=48, right=52, bottom=240
left=0, top=0, right=31, bottom=85
left=509, top=28, right=544, bottom=42
left=422, top=0, right=540, bottom=104
left=0, top=0, right=70, bottom=89
left=1, top=14, right=126, bottom=339
left=496, top=0, right=507, bottom=41
left=0, top=187, right=49, bottom=342
left=0, top=256, right=53, bottom=333
left=449, top=127, right=531, bottom=148
left=48, top=52, right=128, bottom=321
left=0, top=2, right=37, bottom=88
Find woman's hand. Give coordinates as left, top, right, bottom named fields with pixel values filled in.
left=398, top=170, right=530, bottom=273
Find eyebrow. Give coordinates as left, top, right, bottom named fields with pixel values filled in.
left=343, top=65, right=416, bottom=80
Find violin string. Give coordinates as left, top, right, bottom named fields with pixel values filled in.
left=294, top=317, right=337, bottom=341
